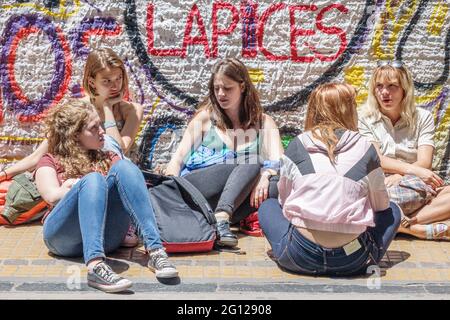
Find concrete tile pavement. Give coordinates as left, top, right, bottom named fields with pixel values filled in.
left=1, top=222, right=450, bottom=299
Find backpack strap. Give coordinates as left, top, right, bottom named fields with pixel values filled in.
left=171, top=176, right=216, bottom=225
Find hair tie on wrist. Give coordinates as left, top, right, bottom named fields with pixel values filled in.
left=104, top=121, right=117, bottom=129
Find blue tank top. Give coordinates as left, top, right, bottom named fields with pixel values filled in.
left=180, top=121, right=260, bottom=176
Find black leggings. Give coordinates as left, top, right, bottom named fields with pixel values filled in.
left=183, top=164, right=279, bottom=224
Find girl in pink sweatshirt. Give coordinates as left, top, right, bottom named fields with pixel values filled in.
left=259, top=83, right=401, bottom=276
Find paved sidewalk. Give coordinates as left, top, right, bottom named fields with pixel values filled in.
left=1, top=223, right=450, bottom=299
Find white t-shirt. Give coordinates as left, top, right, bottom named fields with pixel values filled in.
left=358, top=107, right=435, bottom=164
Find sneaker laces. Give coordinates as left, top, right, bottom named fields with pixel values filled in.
left=150, top=249, right=175, bottom=270
left=94, top=263, right=122, bottom=283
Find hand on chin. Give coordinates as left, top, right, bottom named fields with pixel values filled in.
left=105, top=92, right=123, bottom=107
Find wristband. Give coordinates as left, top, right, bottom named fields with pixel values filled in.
left=263, top=160, right=280, bottom=170
left=104, top=121, right=117, bottom=129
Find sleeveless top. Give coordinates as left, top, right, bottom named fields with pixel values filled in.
left=180, top=120, right=261, bottom=176
left=116, top=120, right=139, bottom=163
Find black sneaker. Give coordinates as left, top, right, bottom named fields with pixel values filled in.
left=148, top=248, right=179, bottom=278
left=87, top=262, right=133, bottom=293
left=216, top=220, right=238, bottom=247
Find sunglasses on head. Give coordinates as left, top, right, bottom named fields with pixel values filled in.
left=377, top=60, right=403, bottom=68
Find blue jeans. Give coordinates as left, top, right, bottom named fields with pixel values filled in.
left=43, top=160, right=163, bottom=264
left=259, top=199, right=401, bottom=276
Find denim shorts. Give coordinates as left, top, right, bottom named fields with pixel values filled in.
left=277, top=225, right=380, bottom=277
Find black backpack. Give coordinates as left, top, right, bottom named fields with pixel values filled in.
left=142, top=171, right=217, bottom=253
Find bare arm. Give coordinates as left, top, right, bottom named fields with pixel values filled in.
left=104, top=101, right=144, bottom=153
left=249, top=114, right=283, bottom=207
left=165, top=110, right=209, bottom=176
left=413, top=145, right=433, bottom=169
left=373, top=142, right=443, bottom=188
left=260, top=114, right=283, bottom=175
left=1, top=140, right=49, bottom=182
left=35, top=166, right=78, bottom=205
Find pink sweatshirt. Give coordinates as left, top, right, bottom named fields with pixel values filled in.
left=278, top=130, right=389, bottom=234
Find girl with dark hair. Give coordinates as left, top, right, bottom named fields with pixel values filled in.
left=165, top=58, right=283, bottom=247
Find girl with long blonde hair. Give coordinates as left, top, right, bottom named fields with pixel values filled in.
left=359, top=61, right=450, bottom=241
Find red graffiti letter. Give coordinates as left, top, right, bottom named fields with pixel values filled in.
left=182, top=4, right=211, bottom=58
left=289, top=5, right=317, bottom=63
left=258, top=3, right=289, bottom=61
left=147, top=4, right=183, bottom=57
left=315, top=4, right=348, bottom=62
left=211, top=2, right=239, bottom=58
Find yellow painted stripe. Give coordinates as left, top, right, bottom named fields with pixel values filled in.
left=0, top=136, right=44, bottom=143
left=344, top=66, right=368, bottom=105
left=427, top=1, right=448, bottom=36
left=433, top=102, right=450, bottom=166
left=415, top=85, right=444, bottom=105
left=1, top=0, right=81, bottom=19
left=135, top=97, right=160, bottom=142
left=0, top=157, right=24, bottom=163
left=372, top=0, right=418, bottom=59
left=248, top=69, right=265, bottom=84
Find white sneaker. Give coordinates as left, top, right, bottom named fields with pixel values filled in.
left=87, top=262, right=132, bottom=293
left=121, top=224, right=139, bottom=248
left=148, top=248, right=178, bottom=279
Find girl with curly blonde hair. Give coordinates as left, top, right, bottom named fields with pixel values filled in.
left=2, top=48, right=143, bottom=247
left=35, top=100, right=178, bottom=294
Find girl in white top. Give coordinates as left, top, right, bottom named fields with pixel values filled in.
left=358, top=61, right=450, bottom=240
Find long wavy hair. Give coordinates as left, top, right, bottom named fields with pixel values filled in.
left=361, top=64, right=417, bottom=132
left=45, top=100, right=111, bottom=179
left=82, top=48, right=129, bottom=101
left=199, top=58, right=263, bottom=130
left=305, top=82, right=358, bottom=163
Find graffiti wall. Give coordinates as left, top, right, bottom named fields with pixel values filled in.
left=0, top=0, right=449, bottom=178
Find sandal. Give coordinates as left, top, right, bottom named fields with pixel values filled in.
left=425, top=222, right=450, bottom=241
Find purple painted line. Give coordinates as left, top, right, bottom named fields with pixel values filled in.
left=418, top=87, right=449, bottom=125
left=242, top=4, right=257, bottom=50
left=124, top=58, right=146, bottom=105
left=124, top=59, right=194, bottom=115
left=0, top=14, right=68, bottom=116
left=421, top=88, right=448, bottom=110
left=80, top=0, right=102, bottom=12
left=350, top=0, right=385, bottom=52
left=69, top=17, right=120, bottom=58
